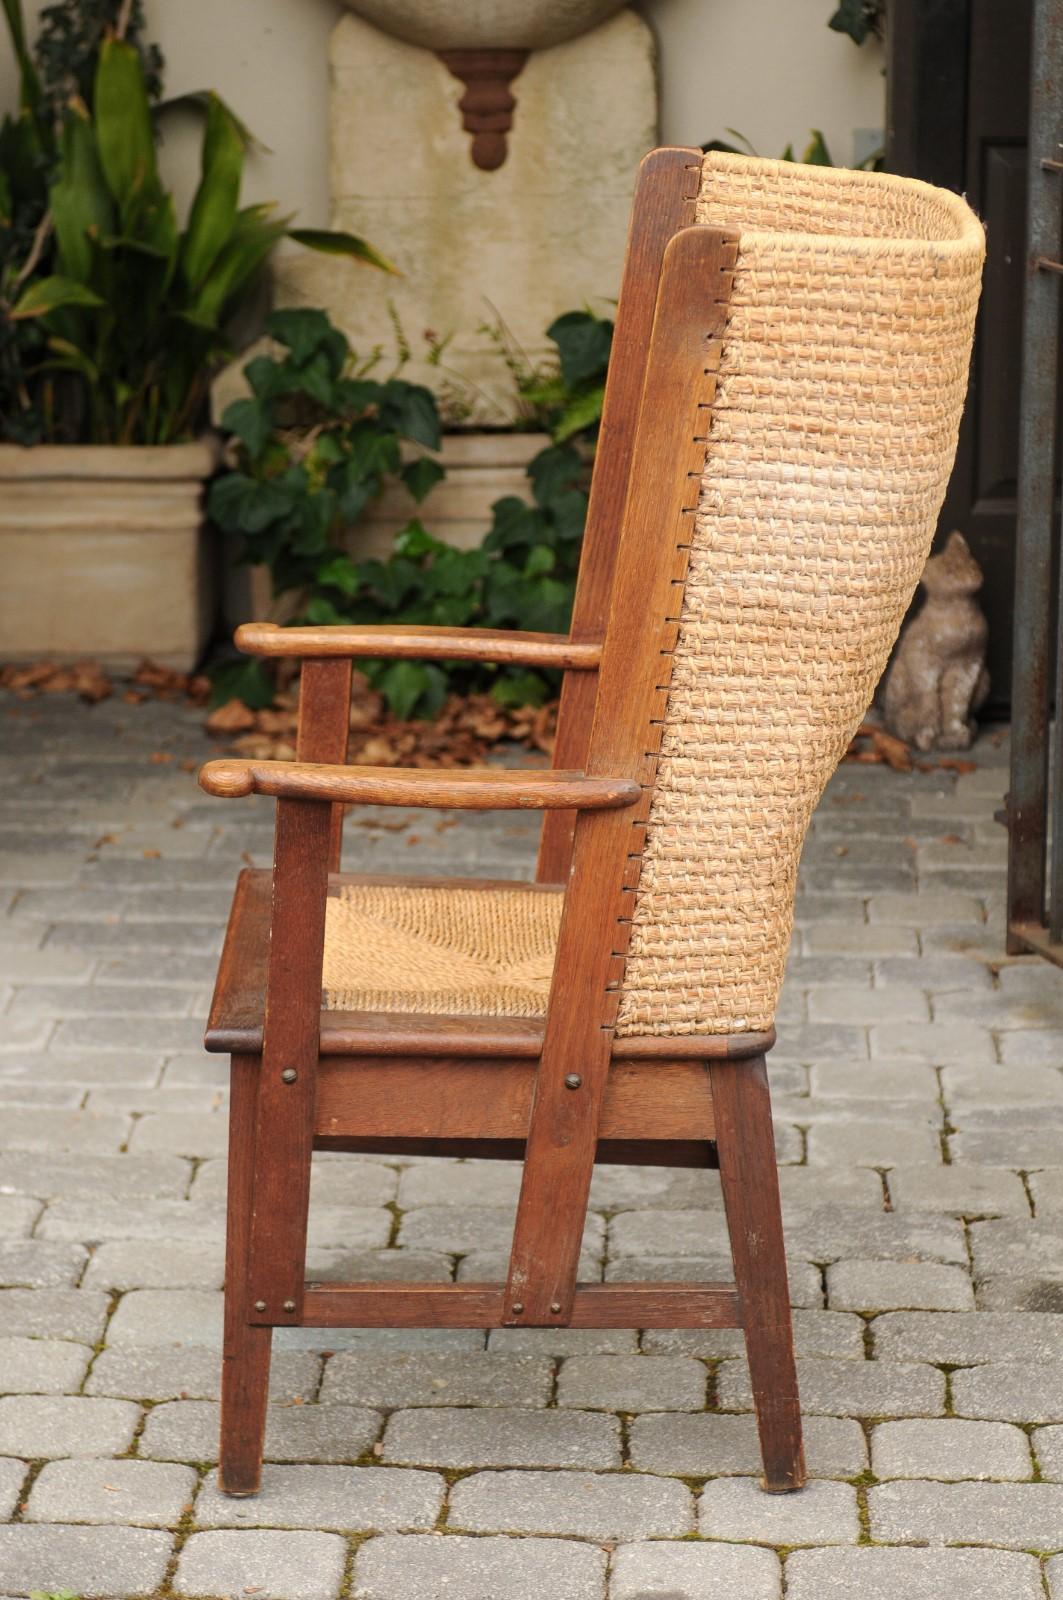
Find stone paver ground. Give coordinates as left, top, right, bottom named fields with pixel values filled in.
left=1, top=692, right=1061, bottom=1598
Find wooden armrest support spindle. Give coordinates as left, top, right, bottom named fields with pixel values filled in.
left=199, top=759, right=640, bottom=811
left=235, top=622, right=601, bottom=670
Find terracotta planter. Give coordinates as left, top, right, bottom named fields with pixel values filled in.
left=0, top=440, right=218, bottom=672
left=224, top=430, right=550, bottom=629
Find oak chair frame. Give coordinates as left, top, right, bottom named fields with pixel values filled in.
left=202, top=147, right=805, bottom=1497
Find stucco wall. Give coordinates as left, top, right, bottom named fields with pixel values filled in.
left=1, top=0, right=885, bottom=230
left=642, top=0, right=885, bottom=166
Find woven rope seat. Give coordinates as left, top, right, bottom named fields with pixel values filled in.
left=614, top=153, right=985, bottom=1039
left=323, top=881, right=563, bottom=1017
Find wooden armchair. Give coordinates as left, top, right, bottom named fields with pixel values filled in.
left=201, top=148, right=984, bottom=1497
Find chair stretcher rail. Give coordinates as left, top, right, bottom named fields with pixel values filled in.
left=283, top=1282, right=743, bottom=1329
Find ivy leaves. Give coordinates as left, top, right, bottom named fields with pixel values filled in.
left=208, top=306, right=443, bottom=597
left=518, top=310, right=612, bottom=445
left=210, top=306, right=614, bottom=718
left=827, top=0, right=885, bottom=45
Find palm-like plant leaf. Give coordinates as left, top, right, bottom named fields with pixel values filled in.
left=288, top=228, right=398, bottom=274
left=2, top=0, right=42, bottom=117
left=181, top=94, right=245, bottom=289
left=4, top=26, right=398, bottom=444
left=10, top=274, right=105, bottom=319
left=50, top=109, right=113, bottom=282
left=94, top=37, right=156, bottom=217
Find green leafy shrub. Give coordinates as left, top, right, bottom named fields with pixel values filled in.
left=0, top=0, right=162, bottom=441
left=1, top=2, right=390, bottom=444
left=211, top=307, right=614, bottom=718
left=209, top=306, right=445, bottom=711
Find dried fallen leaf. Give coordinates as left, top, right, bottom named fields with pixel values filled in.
left=231, top=733, right=278, bottom=758
left=256, top=708, right=299, bottom=735
left=845, top=721, right=915, bottom=772
left=143, top=849, right=161, bottom=859
left=206, top=699, right=257, bottom=734
left=869, top=727, right=913, bottom=773
left=2, top=652, right=563, bottom=773
left=72, top=661, right=112, bottom=703
left=2, top=661, right=58, bottom=689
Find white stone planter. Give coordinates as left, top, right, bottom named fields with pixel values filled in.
left=0, top=441, right=218, bottom=672
left=225, top=430, right=550, bottom=629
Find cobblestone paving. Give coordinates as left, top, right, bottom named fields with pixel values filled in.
left=0, top=693, right=1061, bottom=1598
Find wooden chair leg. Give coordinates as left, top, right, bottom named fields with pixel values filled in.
left=709, top=1054, right=806, bottom=1493
left=219, top=1055, right=272, bottom=1496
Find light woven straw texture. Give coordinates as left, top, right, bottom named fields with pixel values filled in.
left=323, top=881, right=562, bottom=1016
left=615, top=153, right=985, bottom=1038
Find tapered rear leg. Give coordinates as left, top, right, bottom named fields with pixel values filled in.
left=219, top=1054, right=272, bottom=1496
left=709, top=1053, right=805, bottom=1493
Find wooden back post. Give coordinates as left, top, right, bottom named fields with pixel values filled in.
left=536, top=145, right=702, bottom=882
left=507, top=223, right=739, bottom=1324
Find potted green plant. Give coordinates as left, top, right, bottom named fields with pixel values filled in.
left=0, top=0, right=390, bottom=669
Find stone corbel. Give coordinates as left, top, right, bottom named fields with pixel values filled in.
left=437, top=48, right=529, bottom=171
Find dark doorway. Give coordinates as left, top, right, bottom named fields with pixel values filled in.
left=888, top=0, right=1038, bottom=711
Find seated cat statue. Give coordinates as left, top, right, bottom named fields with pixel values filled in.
left=881, top=529, right=990, bottom=752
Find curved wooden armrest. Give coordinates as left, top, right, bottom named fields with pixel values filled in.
left=199, top=758, right=640, bottom=811
left=234, top=622, right=601, bottom=670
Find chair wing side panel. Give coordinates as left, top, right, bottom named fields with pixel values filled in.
left=616, top=154, right=985, bottom=1037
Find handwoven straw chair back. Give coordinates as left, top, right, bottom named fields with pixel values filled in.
left=614, top=153, right=985, bottom=1038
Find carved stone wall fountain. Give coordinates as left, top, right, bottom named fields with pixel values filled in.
left=275, top=0, right=658, bottom=420
left=347, top=2, right=637, bottom=171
